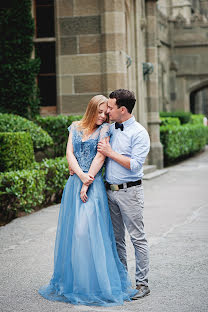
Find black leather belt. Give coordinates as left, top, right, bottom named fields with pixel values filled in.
left=105, top=180, right=142, bottom=191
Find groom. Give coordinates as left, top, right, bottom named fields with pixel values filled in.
left=97, top=89, right=150, bottom=299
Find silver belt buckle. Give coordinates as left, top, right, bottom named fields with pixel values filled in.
left=110, top=184, right=119, bottom=191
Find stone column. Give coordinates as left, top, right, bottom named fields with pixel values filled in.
left=101, top=0, right=127, bottom=96
left=168, top=17, right=178, bottom=112
left=145, top=0, right=163, bottom=168
left=172, top=0, right=192, bottom=24
left=200, top=0, right=208, bottom=16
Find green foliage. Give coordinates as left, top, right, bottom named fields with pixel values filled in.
left=35, top=115, right=83, bottom=156
left=0, top=132, right=34, bottom=172
left=33, top=157, right=69, bottom=203
left=0, top=169, right=46, bottom=221
left=206, top=127, right=208, bottom=144
left=0, top=113, right=53, bottom=151
left=0, top=0, right=40, bottom=118
left=160, top=117, right=180, bottom=127
left=160, top=111, right=192, bottom=124
left=0, top=157, right=69, bottom=223
left=189, top=114, right=204, bottom=125
left=160, top=124, right=207, bottom=164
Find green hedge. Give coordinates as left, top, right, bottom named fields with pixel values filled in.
left=35, top=115, right=82, bottom=156
left=32, top=157, right=69, bottom=204
left=0, top=0, right=40, bottom=118
left=0, top=169, right=46, bottom=222
left=0, top=157, right=69, bottom=223
left=160, top=124, right=207, bottom=164
left=160, top=111, right=192, bottom=124
left=189, top=114, right=204, bottom=125
left=160, top=117, right=180, bottom=127
left=0, top=132, right=35, bottom=172
left=206, top=127, right=208, bottom=144
left=0, top=113, right=53, bottom=151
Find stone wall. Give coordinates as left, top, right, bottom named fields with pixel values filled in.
left=156, top=0, right=208, bottom=115
left=173, top=20, right=208, bottom=111
left=56, top=0, right=103, bottom=114
left=157, top=9, right=171, bottom=112
left=36, top=0, right=208, bottom=168
left=55, top=0, right=129, bottom=115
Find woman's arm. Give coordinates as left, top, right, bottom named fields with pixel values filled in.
left=88, top=150, right=106, bottom=177
left=80, top=152, right=105, bottom=202
left=66, top=132, right=94, bottom=186
left=80, top=138, right=107, bottom=203
left=87, top=126, right=110, bottom=177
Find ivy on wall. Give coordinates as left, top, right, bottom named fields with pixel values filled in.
left=0, top=0, right=40, bottom=118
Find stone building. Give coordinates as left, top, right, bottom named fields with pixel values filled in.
left=33, top=0, right=208, bottom=168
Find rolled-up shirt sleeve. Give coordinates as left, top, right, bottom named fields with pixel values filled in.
left=130, top=129, right=150, bottom=173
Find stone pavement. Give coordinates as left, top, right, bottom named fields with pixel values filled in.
left=0, top=148, right=208, bottom=312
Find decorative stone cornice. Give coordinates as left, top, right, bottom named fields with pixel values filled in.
left=174, top=13, right=186, bottom=27
left=140, top=18, right=147, bottom=30
left=169, top=61, right=178, bottom=72
left=172, top=0, right=191, bottom=8
left=190, top=12, right=207, bottom=24
left=157, top=9, right=169, bottom=27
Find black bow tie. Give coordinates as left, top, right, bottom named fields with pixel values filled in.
left=115, top=122, right=124, bottom=131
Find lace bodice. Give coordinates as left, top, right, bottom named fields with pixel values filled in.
left=68, top=122, right=110, bottom=172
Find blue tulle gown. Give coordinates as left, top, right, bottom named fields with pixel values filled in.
left=38, top=122, right=137, bottom=306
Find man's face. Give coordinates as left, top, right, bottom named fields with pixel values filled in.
left=107, top=98, right=122, bottom=122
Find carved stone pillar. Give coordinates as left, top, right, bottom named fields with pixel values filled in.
left=145, top=0, right=163, bottom=168
left=200, top=0, right=208, bottom=17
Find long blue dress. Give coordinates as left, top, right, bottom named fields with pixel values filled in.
left=38, top=122, right=137, bottom=306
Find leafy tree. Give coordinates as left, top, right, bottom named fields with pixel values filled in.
left=0, top=0, right=40, bottom=118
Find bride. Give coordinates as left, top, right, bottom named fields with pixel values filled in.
left=38, top=95, right=137, bottom=306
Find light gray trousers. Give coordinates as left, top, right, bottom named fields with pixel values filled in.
left=107, top=184, right=149, bottom=286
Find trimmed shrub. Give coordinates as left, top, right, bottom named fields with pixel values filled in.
left=35, top=115, right=82, bottom=156
left=160, top=124, right=207, bottom=164
left=160, top=117, right=180, bottom=127
left=33, top=157, right=69, bottom=203
left=189, top=114, right=204, bottom=125
left=206, top=127, right=208, bottom=144
left=160, top=111, right=192, bottom=124
left=0, top=0, right=40, bottom=118
left=0, top=113, right=53, bottom=151
left=0, top=132, right=34, bottom=172
left=0, top=169, right=46, bottom=222
left=0, top=157, right=69, bottom=224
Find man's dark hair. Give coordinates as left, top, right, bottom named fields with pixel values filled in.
left=109, top=89, right=136, bottom=113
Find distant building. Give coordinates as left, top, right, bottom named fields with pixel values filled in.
left=33, top=0, right=208, bottom=168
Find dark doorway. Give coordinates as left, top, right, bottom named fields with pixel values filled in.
left=190, top=87, right=208, bottom=118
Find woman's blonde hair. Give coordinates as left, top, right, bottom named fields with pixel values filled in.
left=78, top=95, right=108, bottom=132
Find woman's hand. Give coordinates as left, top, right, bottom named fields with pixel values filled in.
left=68, top=164, right=74, bottom=176
left=80, top=173, right=94, bottom=186
left=80, top=184, right=89, bottom=203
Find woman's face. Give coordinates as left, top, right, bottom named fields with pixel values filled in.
left=96, top=102, right=108, bottom=126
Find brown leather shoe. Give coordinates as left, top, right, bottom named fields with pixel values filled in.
left=131, top=285, right=150, bottom=300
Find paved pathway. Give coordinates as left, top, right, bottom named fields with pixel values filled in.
left=0, top=148, right=208, bottom=312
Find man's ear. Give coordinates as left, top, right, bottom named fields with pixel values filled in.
left=121, top=106, right=127, bottom=114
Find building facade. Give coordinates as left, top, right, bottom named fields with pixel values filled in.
left=33, top=0, right=208, bottom=168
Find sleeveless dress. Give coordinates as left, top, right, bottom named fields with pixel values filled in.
left=38, top=122, right=137, bottom=306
